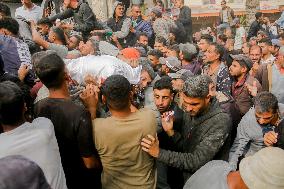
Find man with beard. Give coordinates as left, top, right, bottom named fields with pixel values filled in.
left=147, top=49, right=163, bottom=72
left=229, top=92, right=284, bottom=170
left=249, top=45, right=262, bottom=76
left=153, top=77, right=184, bottom=189
left=141, top=75, right=231, bottom=181
left=229, top=54, right=262, bottom=116
left=203, top=43, right=232, bottom=96
left=256, top=46, right=284, bottom=104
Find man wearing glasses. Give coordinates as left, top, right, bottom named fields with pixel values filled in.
left=229, top=92, right=284, bottom=170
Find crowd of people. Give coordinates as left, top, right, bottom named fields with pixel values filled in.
left=1, top=0, right=284, bottom=188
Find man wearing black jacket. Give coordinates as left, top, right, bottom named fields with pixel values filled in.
left=247, top=12, right=264, bottom=40
left=173, top=0, right=192, bottom=42
left=141, top=75, right=231, bottom=181
left=49, top=0, right=100, bottom=40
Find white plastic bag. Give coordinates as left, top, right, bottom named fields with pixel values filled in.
left=65, top=55, right=141, bottom=84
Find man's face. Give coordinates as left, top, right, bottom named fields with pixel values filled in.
left=258, top=42, right=270, bottom=56
left=79, top=40, right=95, bottom=56
left=139, top=70, right=152, bottom=90
left=115, top=5, right=125, bottom=17
left=204, top=45, right=219, bottom=64
left=229, top=60, right=246, bottom=77
left=160, top=64, right=169, bottom=75
left=148, top=55, right=159, bottom=68
left=154, top=42, right=164, bottom=51
left=221, top=1, right=226, bottom=9
left=132, top=6, right=141, bottom=20
left=193, top=32, right=202, bottom=42
left=166, top=49, right=178, bottom=58
left=181, top=92, right=210, bottom=116
left=198, top=39, right=210, bottom=52
left=68, top=36, right=79, bottom=50
left=249, top=48, right=262, bottom=64
left=37, top=24, right=50, bottom=36
left=138, top=35, right=148, bottom=46
left=174, top=0, right=182, bottom=8
left=154, top=89, right=173, bottom=113
left=255, top=109, right=277, bottom=126
left=171, top=79, right=184, bottom=91
left=21, top=0, right=32, bottom=6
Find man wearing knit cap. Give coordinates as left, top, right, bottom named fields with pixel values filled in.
left=159, top=57, right=182, bottom=76
left=183, top=147, right=284, bottom=189
left=229, top=54, right=262, bottom=115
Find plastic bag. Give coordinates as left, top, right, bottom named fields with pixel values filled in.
left=65, top=55, right=141, bottom=84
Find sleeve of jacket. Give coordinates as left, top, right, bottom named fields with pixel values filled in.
left=113, top=18, right=131, bottom=39
left=73, top=3, right=97, bottom=32
left=178, top=6, right=191, bottom=25
left=49, top=8, right=73, bottom=22
left=228, top=112, right=252, bottom=170
left=157, top=113, right=230, bottom=172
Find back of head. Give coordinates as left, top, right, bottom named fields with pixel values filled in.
left=239, top=147, right=284, bottom=189
left=153, top=76, right=173, bottom=93
left=33, top=51, right=66, bottom=89
left=254, top=92, right=279, bottom=113
left=183, top=75, right=209, bottom=98
left=255, top=12, right=263, bottom=20
left=0, top=17, right=19, bottom=36
left=0, top=155, right=50, bottom=189
left=0, top=3, right=11, bottom=17
left=101, top=75, right=131, bottom=111
left=0, top=81, right=24, bottom=125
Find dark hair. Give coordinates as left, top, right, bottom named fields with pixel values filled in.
left=218, top=34, right=228, bottom=44
left=101, top=75, right=131, bottom=110
left=142, top=64, right=156, bottom=80
left=200, top=34, right=214, bottom=43
left=254, top=92, right=279, bottom=113
left=153, top=76, right=173, bottom=93
left=168, top=44, right=180, bottom=55
left=148, top=49, right=163, bottom=58
left=33, top=51, right=66, bottom=89
left=255, top=12, right=263, bottom=20
left=210, top=42, right=225, bottom=61
left=51, top=26, right=67, bottom=45
left=181, top=44, right=198, bottom=62
left=0, top=17, right=19, bottom=35
left=0, top=2, right=11, bottom=17
left=37, top=18, right=53, bottom=28
left=258, top=38, right=272, bottom=46
left=0, top=81, right=25, bottom=125
left=183, top=75, right=209, bottom=98
left=155, top=36, right=167, bottom=46
left=137, top=32, right=148, bottom=41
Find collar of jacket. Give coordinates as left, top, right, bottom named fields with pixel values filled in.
left=189, top=97, right=224, bottom=126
